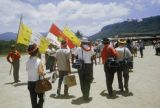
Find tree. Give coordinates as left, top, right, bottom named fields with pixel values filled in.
left=75, top=30, right=83, bottom=39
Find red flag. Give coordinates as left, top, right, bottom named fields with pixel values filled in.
left=49, top=24, right=75, bottom=48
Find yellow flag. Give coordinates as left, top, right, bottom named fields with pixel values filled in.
left=17, top=23, right=32, bottom=45
left=63, top=27, right=81, bottom=47
left=39, top=37, right=50, bottom=53
left=17, top=22, right=49, bottom=53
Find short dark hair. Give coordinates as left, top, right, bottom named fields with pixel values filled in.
left=27, top=44, right=38, bottom=56
left=102, top=38, right=110, bottom=44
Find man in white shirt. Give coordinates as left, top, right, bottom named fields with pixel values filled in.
left=116, top=39, right=132, bottom=93
left=74, top=37, right=94, bottom=101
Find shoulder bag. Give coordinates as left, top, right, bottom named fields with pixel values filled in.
left=106, top=47, right=120, bottom=68
left=72, top=49, right=84, bottom=69
left=35, top=76, right=52, bottom=93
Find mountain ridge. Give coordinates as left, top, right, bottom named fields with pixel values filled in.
left=89, top=15, right=160, bottom=40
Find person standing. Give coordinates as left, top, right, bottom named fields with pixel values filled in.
left=7, top=44, right=21, bottom=83
left=26, top=43, right=45, bottom=108
left=116, top=39, right=132, bottom=93
left=45, top=44, right=56, bottom=73
left=97, top=40, right=104, bottom=64
left=101, top=38, right=117, bottom=97
left=139, top=40, right=145, bottom=58
left=55, top=40, right=71, bottom=96
left=94, top=42, right=100, bottom=64
left=132, top=41, right=138, bottom=57
left=75, top=37, right=94, bottom=101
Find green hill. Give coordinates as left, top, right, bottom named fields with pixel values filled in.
left=89, top=15, right=160, bottom=40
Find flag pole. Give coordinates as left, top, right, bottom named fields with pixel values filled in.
left=15, top=15, right=23, bottom=45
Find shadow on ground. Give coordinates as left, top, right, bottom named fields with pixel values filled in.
left=13, top=82, right=28, bottom=87
left=71, top=97, right=92, bottom=105
left=50, top=94, right=75, bottom=99
left=5, top=82, right=15, bottom=85
left=100, top=90, right=133, bottom=99
left=113, top=90, right=134, bottom=97
left=5, top=82, right=28, bottom=87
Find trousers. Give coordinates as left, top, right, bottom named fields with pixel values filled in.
left=57, top=71, right=69, bottom=95
left=28, top=81, right=44, bottom=108
left=12, top=59, right=20, bottom=82
left=104, top=64, right=116, bottom=95
left=117, top=65, right=129, bottom=91
left=46, top=56, right=56, bottom=72
left=78, top=63, right=93, bottom=99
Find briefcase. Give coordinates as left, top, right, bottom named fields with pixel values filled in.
left=63, top=74, right=77, bottom=87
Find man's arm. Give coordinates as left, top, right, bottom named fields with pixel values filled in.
left=38, top=61, right=45, bottom=76
left=109, top=47, right=117, bottom=58
left=6, top=53, right=12, bottom=64
left=67, top=51, right=71, bottom=73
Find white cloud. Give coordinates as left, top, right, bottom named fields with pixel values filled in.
left=66, top=2, right=129, bottom=20
left=151, top=0, right=160, bottom=5
left=125, top=0, right=146, bottom=11
left=0, top=0, right=130, bottom=36
left=126, top=0, right=160, bottom=11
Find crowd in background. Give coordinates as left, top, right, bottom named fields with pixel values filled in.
left=6, top=37, right=160, bottom=108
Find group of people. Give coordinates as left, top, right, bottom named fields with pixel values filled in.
left=6, top=37, right=134, bottom=108
left=101, top=38, right=132, bottom=97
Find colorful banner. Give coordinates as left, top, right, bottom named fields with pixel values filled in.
left=39, top=37, right=50, bottom=53
left=46, top=32, right=60, bottom=47
left=49, top=24, right=75, bottom=48
left=17, top=23, right=49, bottom=53
left=63, top=26, right=81, bottom=47
left=17, top=23, right=32, bottom=46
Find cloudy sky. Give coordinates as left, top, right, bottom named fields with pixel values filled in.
left=0, top=0, right=160, bottom=36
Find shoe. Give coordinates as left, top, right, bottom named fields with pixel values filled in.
left=109, top=94, right=113, bottom=97
left=83, top=97, right=92, bottom=101
left=125, top=88, right=129, bottom=93
left=14, top=80, right=20, bottom=83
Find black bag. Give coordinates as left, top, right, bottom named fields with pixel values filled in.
left=123, top=58, right=133, bottom=69
left=72, top=49, right=84, bottom=69
left=106, top=57, right=120, bottom=68
left=35, top=76, right=52, bottom=93
left=72, top=59, right=84, bottom=69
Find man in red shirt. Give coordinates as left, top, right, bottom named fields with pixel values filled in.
left=101, top=38, right=117, bottom=97
left=7, top=45, right=21, bottom=83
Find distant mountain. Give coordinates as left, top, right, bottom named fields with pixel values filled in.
left=0, top=32, right=17, bottom=41
left=89, top=15, right=160, bottom=40
left=0, top=32, right=48, bottom=41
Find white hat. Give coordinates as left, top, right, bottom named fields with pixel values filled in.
left=81, top=37, right=90, bottom=43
